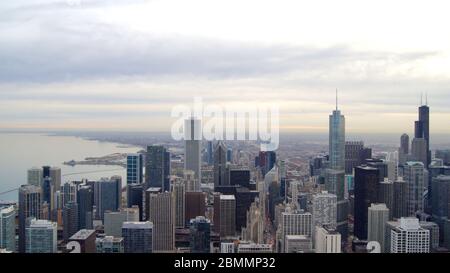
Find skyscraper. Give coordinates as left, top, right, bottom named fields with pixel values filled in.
left=94, top=176, right=122, bottom=220
left=126, top=153, right=144, bottom=185
left=315, top=226, right=341, bottom=253
left=400, top=133, right=410, bottom=155
left=329, top=93, right=345, bottom=171
left=345, top=141, right=364, bottom=174
left=25, top=218, right=57, bottom=253
left=404, top=161, right=425, bottom=216
left=354, top=166, right=379, bottom=240
left=149, top=192, right=175, bottom=252
left=184, top=169, right=200, bottom=192
left=312, top=191, right=337, bottom=230
left=207, top=141, right=214, bottom=165
left=367, top=203, right=390, bottom=252
left=279, top=209, right=312, bottom=253
left=214, top=141, right=228, bottom=189
left=27, top=167, right=43, bottom=187
left=184, top=118, right=202, bottom=181
left=77, top=184, right=94, bottom=230
left=172, top=179, right=186, bottom=228
left=0, top=205, right=16, bottom=252
left=185, top=192, right=206, bottom=225
left=393, top=178, right=409, bottom=219
left=122, top=222, right=153, bottom=253
left=219, top=195, right=236, bottom=238
left=414, top=100, right=430, bottom=168
left=189, top=216, right=211, bottom=253
left=145, top=145, right=171, bottom=191
left=126, top=183, right=143, bottom=221
left=378, top=179, right=394, bottom=219
left=63, top=201, right=79, bottom=242
left=18, top=185, right=41, bottom=253
left=389, top=218, right=430, bottom=253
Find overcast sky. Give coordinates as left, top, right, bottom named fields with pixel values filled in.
left=1, top=0, right=450, bottom=134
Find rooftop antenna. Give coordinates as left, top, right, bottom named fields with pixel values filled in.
left=336, top=88, right=338, bottom=111
left=420, top=92, right=423, bottom=106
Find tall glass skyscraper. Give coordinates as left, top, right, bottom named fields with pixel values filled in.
left=329, top=107, right=345, bottom=171
left=0, top=205, right=16, bottom=252
left=184, top=118, right=202, bottom=181
left=126, top=153, right=143, bottom=185
left=18, top=185, right=41, bottom=253
left=145, top=145, right=171, bottom=191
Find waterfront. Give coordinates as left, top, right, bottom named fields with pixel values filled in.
left=0, top=133, right=140, bottom=202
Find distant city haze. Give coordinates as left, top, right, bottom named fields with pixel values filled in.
left=1, top=0, right=450, bottom=133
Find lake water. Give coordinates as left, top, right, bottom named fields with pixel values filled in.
left=0, top=133, right=140, bottom=202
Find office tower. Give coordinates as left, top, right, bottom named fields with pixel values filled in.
left=431, top=175, right=450, bottom=246
left=285, top=235, right=313, bottom=253
left=257, top=151, right=277, bottom=177
left=390, top=218, right=430, bottom=253
left=218, top=195, right=236, bottom=238
left=61, top=182, right=77, bottom=207
left=386, top=159, right=398, bottom=183
left=185, top=192, right=206, bottom=225
left=144, top=187, right=162, bottom=221
left=214, top=141, right=228, bottom=189
left=354, top=166, right=379, bottom=240
left=315, top=226, right=341, bottom=253
left=42, top=176, right=52, bottom=206
left=104, top=207, right=140, bottom=237
left=401, top=133, right=410, bottom=155
left=126, top=183, right=143, bottom=221
left=77, top=185, right=93, bottom=230
left=94, top=176, right=122, bottom=220
left=145, top=145, right=171, bottom=191
left=63, top=201, right=79, bottom=241
left=419, top=221, right=439, bottom=251
left=366, top=158, right=388, bottom=181
left=96, top=235, right=124, bottom=253
left=345, top=141, right=364, bottom=174
left=25, top=218, right=57, bottom=253
left=241, top=198, right=265, bottom=244
left=27, top=167, right=43, bottom=187
left=368, top=204, right=389, bottom=252
left=228, top=167, right=251, bottom=189
left=312, top=191, right=337, bottom=230
left=126, top=153, right=144, bottom=185
left=279, top=160, right=287, bottom=198
left=149, top=192, right=175, bottom=252
left=184, top=118, right=202, bottom=181
left=189, top=216, right=211, bottom=253
left=49, top=167, right=62, bottom=192
left=122, top=222, right=153, bottom=253
left=415, top=101, right=430, bottom=167
left=207, top=141, right=214, bottom=165
left=69, top=229, right=96, bottom=253
left=310, top=156, right=326, bottom=176
left=235, top=187, right=259, bottom=232
left=18, top=185, right=41, bottom=253
left=404, top=161, right=425, bottom=216
left=329, top=95, right=345, bottom=171
left=378, top=179, right=394, bottom=219
left=172, top=179, right=186, bottom=228
left=412, top=138, right=428, bottom=167
left=324, top=169, right=348, bottom=239
left=393, top=178, right=409, bottom=219
left=237, top=243, right=273, bottom=253
left=359, top=148, right=373, bottom=165
left=0, top=206, right=16, bottom=252
left=184, top=170, right=200, bottom=192
left=280, top=209, right=312, bottom=252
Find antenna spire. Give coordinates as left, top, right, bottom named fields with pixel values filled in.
left=336, top=88, right=338, bottom=111
left=420, top=92, right=423, bottom=106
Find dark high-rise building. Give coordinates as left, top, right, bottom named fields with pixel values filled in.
left=345, top=141, right=364, bottom=174
left=354, top=166, right=379, bottom=240
left=366, top=159, right=388, bottom=182
left=378, top=180, right=394, bottom=220
left=63, top=201, right=79, bottom=242
left=41, top=176, right=52, bottom=206
left=127, top=183, right=143, bottom=221
left=393, top=178, right=409, bottom=219
left=359, top=148, right=372, bottom=165
left=207, top=141, right=214, bottom=165
left=235, top=187, right=259, bottom=232
left=431, top=175, right=450, bottom=245
left=94, top=176, right=122, bottom=220
left=77, top=185, right=93, bottom=230
left=428, top=165, right=450, bottom=213
left=214, top=141, right=228, bottom=189
left=18, top=185, right=41, bottom=253
left=185, top=192, right=206, bottom=225
left=122, top=222, right=153, bottom=253
left=436, top=150, right=450, bottom=166
left=189, top=216, right=211, bottom=253
left=415, top=102, right=430, bottom=168
left=228, top=167, right=250, bottom=188
left=145, top=146, right=170, bottom=191
left=401, top=134, right=410, bottom=155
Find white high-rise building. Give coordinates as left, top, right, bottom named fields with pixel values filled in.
left=184, top=118, right=202, bottom=181
left=368, top=203, right=390, bottom=252
left=25, top=218, right=57, bottom=253
left=312, top=191, right=337, bottom=230
left=315, top=226, right=341, bottom=253
left=404, top=162, right=425, bottom=216
left=390, top=217, right=430, bottom=253
left=280, top=208, right=312, bottom=252
left=27, top=167, right=43, bottom=187
left=0, top=206, right=16, bottom=252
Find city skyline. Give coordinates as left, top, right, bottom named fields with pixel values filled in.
left=1, top=1, right=450, bottom=133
